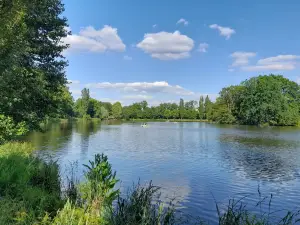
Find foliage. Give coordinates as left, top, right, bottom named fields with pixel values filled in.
left=198, top=96, right=205, bottom=119
left=204, top=95, right=213, bottom=120
left=0, top=143, right=63, bottom=224
left=0, top=0, right=69, bottom=129
left=45, top=199, right=104, bottom=225
left=0, top=142, right=33, bottom=157
left=109, top=182, right=176, bottom=225
left=214, top=75, right=300, bottom=126
left=81, top=154, right=120, bottom=208
left=0, top=115, right=29, bottom=144
left=112, top=102, right=123, bottom=119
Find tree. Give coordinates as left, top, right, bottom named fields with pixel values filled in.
left=198, top=96, right=205, bottom=120
left=112, top=102, right=122, bottom=119
left=0, top=0, right=69, bottom=129
left=81, top=88, right=90, bottom=117
left=238, top=75, right=300, bottom=125
left=179, top=99, right=184, bottom=119
left=204, top=95, right=213, bottom=120
left=100, top=106, right=109, bottom=119
left=55, top=86, right=74, bottom=118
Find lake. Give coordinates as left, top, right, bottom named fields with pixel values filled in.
left=26, top=121, right=300, bottom=224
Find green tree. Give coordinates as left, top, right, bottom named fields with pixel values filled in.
left=80, top=88, right=90, bottom=117
left=100, top=106, right=109, bottom=119
left=238, top=75, right=300, bottom=125
left=179, top=99, right=184, bottom=119
left=112, top=102, right=123, bottom=119
left=0, top=0, right=69, bottom=129
left=204, top=95, right=213, bottom=120
left=198, top=96, right=205, bottom=119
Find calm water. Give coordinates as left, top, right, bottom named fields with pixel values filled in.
left=27, top=121, right=300, bottom=224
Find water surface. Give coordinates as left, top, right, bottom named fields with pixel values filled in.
left=27, top=121, right=300, bottom=224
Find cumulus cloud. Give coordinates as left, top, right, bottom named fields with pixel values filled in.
left=136, top=31, right=194, bottom=60
left=242, top=54, right=300, bottom=71
left=177, top=18, right=189, bottom=26
left=230, top=52, right=256, bottom=67
left=86, top=81, right=195, bottom=96
left=63, top=25, right=126, bottom=53
left=197, top=43, right=209, bottom=53
left=209, top=24, right=235, bottom=39
left=123, top=55, right=132, bottom=60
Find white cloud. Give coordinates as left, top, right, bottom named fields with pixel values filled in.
left=86, top=81, right=195, bottom=96
left=63, top=25, right=126, bottom=53
left=177, top=18, right=189, bottom=26
left=241, top=54, right=300, bottom=71
left=257, top=55, right=300, bottom=65
left=242, top=64, right=295, bottom=71
left=136, top=31, right=194, bottom=60
left=122, top=95, right=153, bottom=100
left=209, top=24, right=236, bottom=39
left=197, top=43, right=209, bottom=53
left=123, top=55, right=132, bottom=60
left=228, top=68, right=235, bottom=72
left=230, top=52, right=256, bottom=67
left=296, top=77, right=300, bottom=84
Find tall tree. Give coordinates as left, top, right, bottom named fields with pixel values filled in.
left=0, top=0, right=69, bottom=128
left=204, top=95, right=213, bottom=120
left=81, top=88, right=90, bottom=117
left=112, top=102, right=123, bottom=119
left=198, top=96, right=205, bottom=119
left=179, top=98, right=184, bottom=119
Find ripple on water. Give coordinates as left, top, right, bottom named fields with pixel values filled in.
left=27, top=122, right=300, bottom=223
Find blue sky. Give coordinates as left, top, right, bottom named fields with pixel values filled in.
left=63, top=0, right=300, bottom=105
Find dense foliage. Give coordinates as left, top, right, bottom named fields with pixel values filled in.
left=212, top=75, right=300, bottom=126
left=0, top=0, right=71, bottom=141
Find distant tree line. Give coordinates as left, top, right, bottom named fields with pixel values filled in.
left=72, top=74, right=300, bottom=127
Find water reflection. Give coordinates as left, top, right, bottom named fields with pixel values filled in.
left=28, top=121, right=73, bottom=151
left=25, top=121, right=300, bottom=224
left=219, top=133, right=300, bottom=182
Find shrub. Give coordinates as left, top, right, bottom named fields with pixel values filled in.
left=0, top=115, right=29, bottom=144
left=110, top=182, right=177, bottom=225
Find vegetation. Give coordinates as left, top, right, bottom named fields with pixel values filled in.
left=116, top=75, right=300, bottom=126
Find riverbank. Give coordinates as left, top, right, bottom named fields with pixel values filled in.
left=1, top=141, right=300, bottom=224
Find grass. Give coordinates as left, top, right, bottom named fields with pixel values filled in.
left=1, top=142, right=300, bottom=224
left=0, top=142, right=64, bottom=224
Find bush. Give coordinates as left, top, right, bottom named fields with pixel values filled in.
left=0, top=115, right=29, bottom=144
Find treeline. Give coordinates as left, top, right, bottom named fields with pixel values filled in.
left=72, top=88, right=122, bottom=120
left=73, top=74, right=300, bottom=127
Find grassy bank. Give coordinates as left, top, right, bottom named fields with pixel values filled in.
left=1, top=142, right=300, bottom=224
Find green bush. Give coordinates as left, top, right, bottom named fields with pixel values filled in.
left=0, top=115, right=29, bottom=144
